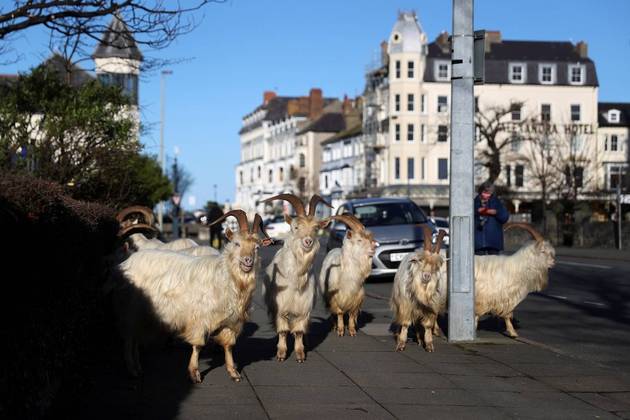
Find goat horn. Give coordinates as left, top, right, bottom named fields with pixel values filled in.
left=504, top=222, right=544, bottom=242
left=422, top=224, right=433, bottom=251
left=262, top=194, right=305, bottom=217
left=209, top=209, right=249, bottom=233
left=252, top=213, right=273, bottom=245
left=432, top=229, right=447, bottom=253
left=330, top=214, right=365, bottom=232
left=116, top=205, right=155, bottom=225
left=307, top=194, right=333, bottom=216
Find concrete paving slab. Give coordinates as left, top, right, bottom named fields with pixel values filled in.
left=244, top=362, right=354, bottom=387
left=429, top=362, right=524, bottom=377
left=447, top=375, right=555, bottom=393
left=364, top=387, right=486, bottom=406
left=261, top=403, right=395, bottom=419
left=474, top=390, right=596, bottom=409
left=540, top=375, right=630, bottom=393
left=509, top=362, right=618, bottom=378
left=255, top=385, right=372, bottom=405
left=385, top=404, right=507, bottom=420
left=167, top=404, right=268, bottom=420
left=499, top=406, right=619, bottom=420
left=347, top=371, right=458, bottom=389
left=570, top=392, right=630, bottom=412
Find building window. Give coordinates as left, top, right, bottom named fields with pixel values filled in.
left=538, top=64, right=555, bottom=84
left=250, top=168, right=254, bottom=182
left=438, top=158, right=448, bottom=180
left=435, top=61, right=450, bottom=81
left=395, top=157, right=400, bottom=180
left=437, top=125, right=448, bottom=142
left=395, top=60, right=401, bottom=78
left=97, top=72, right=139, bottom=104
left=575, top=167, right=584, bottom=188
left=299, top=153, right=305, bottom=168
left=611, top=135, right=618, bottom=151
left=570, top=104, right=581, bottom=122
left=437, top=95, right=448, bottom=113
left=608, top=164, right=628, bottom=189
left=421, top=157, right=425, bottom=180
left=511, top=133, right=521, bottom=151
left=420, top=124, right=426, bottom=143
left=475, top=96, right=479, bottom=112
left=608, top=110, right=620, bottom=123
left=324, top=175, right=329, bottom=189
left=420, top=94, right=426, bottom=113
left=505, top=165, right=511, bottom=187
left=298, top=177, right=305, bottom=193
left=279, top=167, right=284, bottom=182
left=395, top=94, right=400, bottom=112
left=268, top=169, right=273, bottom=183
left=407, top=94, right=414, bottom=111
left=511, top=103, right=521, bottom=121
left=541, top=104, right=551, bottom=122
left=568, top=64, right=585, bottom=85
left=509, top=63, right=526, bottom=83
left=395, top=124, right=401, bottom=141
left=407, top=124, right=414, bottom=142
left=515, top=165, right=524, bottom=187
left=407, top=61, right=414, bottom=78
left=239, top=171, right=243, bottom=185
left=407, top=158, right=415, bottom=179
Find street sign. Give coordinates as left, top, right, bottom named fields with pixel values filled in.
left=473, top=30, right=485, bottom=84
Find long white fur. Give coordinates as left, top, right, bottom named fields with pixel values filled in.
left=127, top=232, right=198, bottom=252
left=263, top=217, right=321, bottom=362
left=116, top=232, right=259, bottom=382
left=318, top=233, right=373, bottom=336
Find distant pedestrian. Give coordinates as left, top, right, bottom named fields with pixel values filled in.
left=610, top=204, right=620, bottom=249
left=207, top=203, right=224, bottom=249
left=474, top=182, right=509, bottom=255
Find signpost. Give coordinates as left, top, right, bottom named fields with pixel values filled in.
left=448, top=0, right=476, bottom=342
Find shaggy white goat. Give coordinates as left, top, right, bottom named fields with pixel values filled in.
left=116, top=210, right=270, bottom=383
left=318, top=214, right=376, bottom=336
left=262, top=194, right=331, bottom=362
left=473, top=223, right=555, bottom=337
left=391, top=228, right=447, bottom=352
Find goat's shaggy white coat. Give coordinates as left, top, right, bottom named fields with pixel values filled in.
left=116, top=229, right=261, bottom=383
left=391, top=249, right=446, bottom=352
left=318, top=229, right=374, bottom=336
left=473, top=240, right=555, bottom=337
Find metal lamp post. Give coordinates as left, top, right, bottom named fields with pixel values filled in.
left=158, top=69, right=173, bottom=232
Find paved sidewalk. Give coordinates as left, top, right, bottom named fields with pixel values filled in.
left=554, top=246, right=630, bottom=263
left=79, top=294, right=630, bottom=420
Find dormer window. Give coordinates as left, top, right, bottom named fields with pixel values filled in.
left=509, top=63, right=526, bottom=83
left=608, top=109, right=621, bottom=123
left=568, top=64, right=586, bottom=85
left=392, top=32, right=402, bottom=43
left=538, top=64, right=556, bottom=84
left=434, top=61, right=450, bottom=81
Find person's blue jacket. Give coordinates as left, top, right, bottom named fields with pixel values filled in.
left=474, top=194, right=509, bottom=251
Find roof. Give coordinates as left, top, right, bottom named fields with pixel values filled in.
left=388, top=11, right=425, bottom=54
left=598, top=102, right=630, bottom=127
left=92, top=14, right=143, bottom=61
left=40, top=54, right=94, bottom=88
left=298, top=112, right=346, bottom=134
left=321, top=123, right=363, bottom=145
left=424, top=39, right=598, bottom=86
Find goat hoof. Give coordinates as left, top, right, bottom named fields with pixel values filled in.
left=349, top=329, right=357, bottom=337
left=230, top=372, right=242, bottom=382
left=395, top=343, right=406, bottom=352
left=189, top=369, right=202, bottom=384
left=425, top=344, right=435, bottom=353
left=506, top=332, right=519, bottom=338
left=336, top=329, right=344, bottom=336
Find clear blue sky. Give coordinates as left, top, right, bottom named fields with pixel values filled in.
left=3, top=0, right=629, bottom=209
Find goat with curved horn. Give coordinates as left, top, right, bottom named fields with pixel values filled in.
left=319, top=214, right=376, bottom=336
left=262, top=193, right=332, bottom=363
left=308, top=194, right=333, bottom=217
left=504, top=222, right=543, bottom=243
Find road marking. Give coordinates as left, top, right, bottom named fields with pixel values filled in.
left=556, top=260, right=612, bottom=270
left=583, top=301, right=607, bottom=307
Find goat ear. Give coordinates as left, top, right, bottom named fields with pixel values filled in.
left=319, top=218, right=331, bottom=229
left=284, top=213, right=292, bottom=225
left=346, top=229, right=353, bottom=239
left=225, top=228, right=234, bottom=241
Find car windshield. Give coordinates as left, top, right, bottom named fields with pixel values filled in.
left=352, top=202, right=427, bottom=227
left=435, top=219, right=449, bottom=228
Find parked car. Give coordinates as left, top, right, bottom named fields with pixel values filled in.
left=263, top=214, right=291, bottom=240
left=327, top=198, right=438, bottom=277
left=431, top=216, right=450, bottom=246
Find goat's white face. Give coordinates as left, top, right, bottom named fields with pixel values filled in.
left=410, top=251, right=445, bottom=284
left=344, top=229, right=377, bottom=260
left=285, top=214, right=329, bottom=253
left=537, top=240, right=556, bottom=269
left=225, top=230, right=263, bottom=273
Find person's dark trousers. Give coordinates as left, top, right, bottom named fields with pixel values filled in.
left=210, top=228, right=222, bottom=249
left=613, top=222, right=620, bottom=248
left=475, top=248, right=501, bottom=255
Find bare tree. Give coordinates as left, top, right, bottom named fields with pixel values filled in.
left=475, top=101, right=524, bottom=185
left=0, top=1, right=221, bottom=66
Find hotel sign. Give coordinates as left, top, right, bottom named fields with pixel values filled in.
left=497, top=122, right=595, bottom=136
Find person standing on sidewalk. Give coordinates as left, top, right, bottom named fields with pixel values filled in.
left=474, top=181, right=509, bottom=255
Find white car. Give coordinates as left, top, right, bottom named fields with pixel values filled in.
left=431, top=217, right=450, bottom=246
left=263, top=215, right=291, bottom=240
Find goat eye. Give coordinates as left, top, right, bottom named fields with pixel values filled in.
left=235, top=242, right=241, bottom=247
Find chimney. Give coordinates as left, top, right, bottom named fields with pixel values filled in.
left=380, top=40, right=389, bottom=66
left=575, top=41, right=588, bottom=58
left=263, top=90, right=276, bottom=105
left=309, top=88, right=323, bottom=120
left=287, top=99, right=299, bottom=116
left=484, top=30, right=501, bottom=52
left=436, top=31, right=450, bottom=53
left=342, top=95, right=352, bottom=116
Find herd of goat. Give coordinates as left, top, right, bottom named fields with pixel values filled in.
left=108, top=195, right=556, bottom=383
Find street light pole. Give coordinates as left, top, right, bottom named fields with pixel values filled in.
left=448, top=0, right=476, bottom=342
left=158, top=69, right=173, bottom=232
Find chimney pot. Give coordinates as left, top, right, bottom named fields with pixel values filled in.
left=575, top=41, right=588, bottom=58
left=484, top=30, right=501, bottom=52
left=263, top=90, right=276, bottom=105
left=380, top=40, right=389, bottom=66
left=309, top=88, right=324, bottom=120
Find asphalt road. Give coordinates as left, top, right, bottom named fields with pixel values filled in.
left=260, top=238, right=630, bottom=374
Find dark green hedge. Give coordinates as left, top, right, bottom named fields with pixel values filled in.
left=0, top=172, right=119, bottom=419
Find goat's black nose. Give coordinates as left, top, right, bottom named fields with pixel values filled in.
left=304, top=238, right=313, bottom=247
left=243, top=256, right=253, bottom=266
